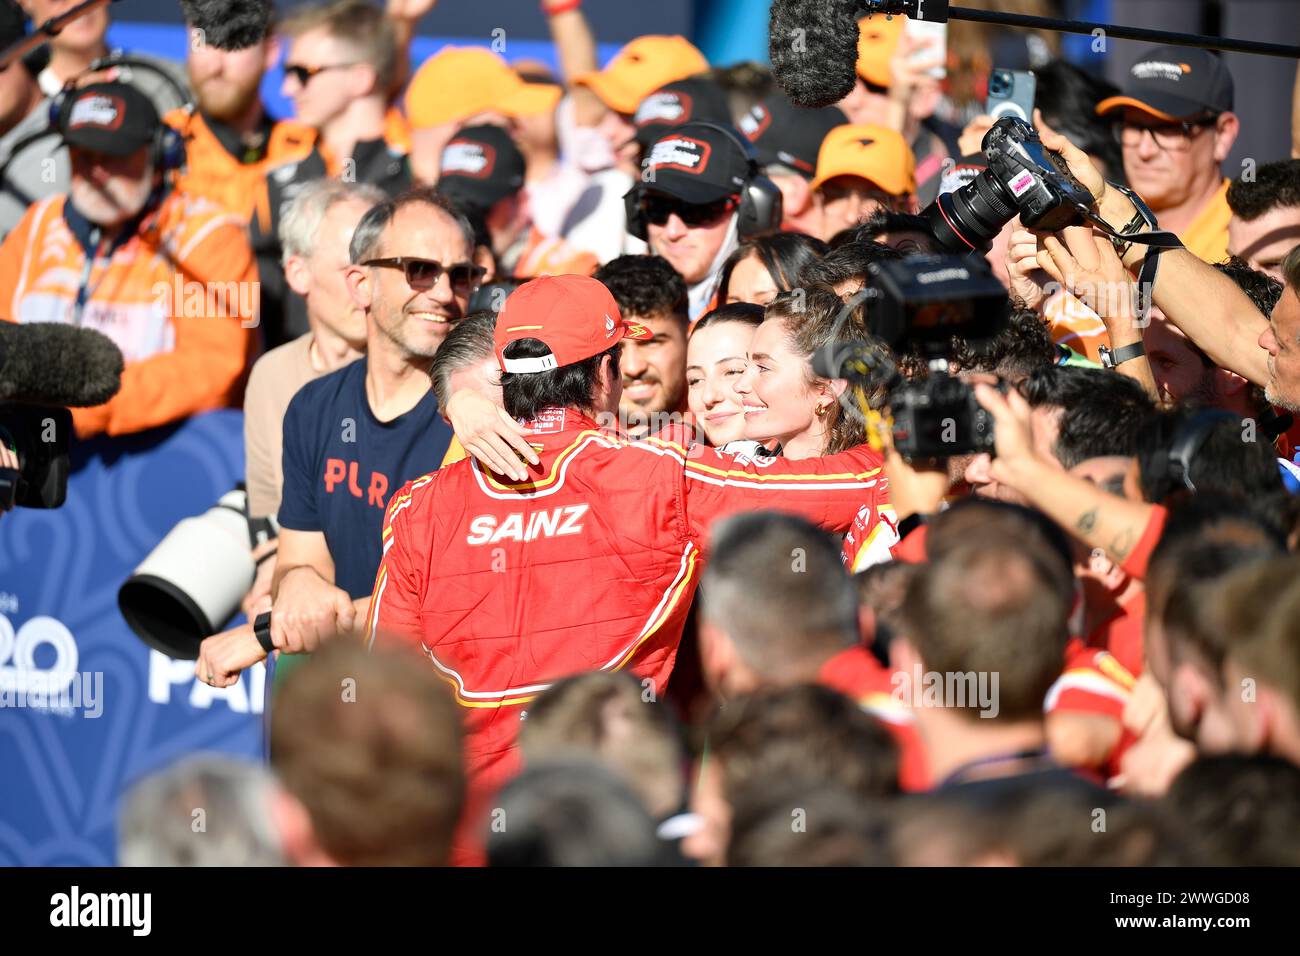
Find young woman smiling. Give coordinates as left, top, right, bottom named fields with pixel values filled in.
left=734, top=287, right=885, bottom=460
left=685, top=303, right=766, bottom=447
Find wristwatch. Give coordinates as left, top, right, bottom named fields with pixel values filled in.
left=1098, top=341, right=1146, bottom=369
left=1104, top=182, right=1159, bottom=258
left=253, top=611, right=275, bottom=655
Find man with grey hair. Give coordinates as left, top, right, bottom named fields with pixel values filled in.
left=427, top=311, right=503, bottom=470
left=197, top=187, right=477, bottom=691
left=118, top=756, right=286, bottom=866
left=429, top=311, right=499, bottom=414
left=239, top=178, right=383, bottom=618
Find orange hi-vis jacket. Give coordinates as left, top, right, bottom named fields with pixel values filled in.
left=0, top=192, right=258, bottom=437
left=164, top=109, right=316, bottom=223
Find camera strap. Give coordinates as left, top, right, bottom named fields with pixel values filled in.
left=1079, top=207, right=1183, bottom=325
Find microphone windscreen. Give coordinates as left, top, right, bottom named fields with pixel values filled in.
left=770, top=0, right=863, bottom=109
left=0, top=322, right=124, bottom=407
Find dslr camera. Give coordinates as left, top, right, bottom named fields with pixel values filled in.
left=923, top=116, right=1093, bottom=254
left=816, top=255, right=1010, bottom=462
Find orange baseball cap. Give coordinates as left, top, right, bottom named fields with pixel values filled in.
left=406, top=47, right=562, bottom=129
left=856, top=14, right=906, bottom=88
left=496, top=275, right=652, bottom=374
left=811, top=124, right=916, bottom=195
left=572, top=35, right=709, bottom=115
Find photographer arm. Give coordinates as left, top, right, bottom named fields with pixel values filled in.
left=1036, top=225, right=1160, bottom=401
left=1038, top=129, right=1272, bottom=388
left=973, top=383, right=1155, bottom=568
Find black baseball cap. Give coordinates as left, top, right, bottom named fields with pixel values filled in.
left=640, top=121, right=750, bottom=205
left=740, top=93, right=847, bottom=179
left=1097, top=45, right=1234, bottom=122
left=633, top=77, right=732, bottom=146
left=435, top=124, right=526, bottom=215
left=59, top=82, right=160, bottom=156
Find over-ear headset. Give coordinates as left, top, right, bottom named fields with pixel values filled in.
left=47, top=55, right=191, bottom=174
left=625, top=120, right=783, bottom=242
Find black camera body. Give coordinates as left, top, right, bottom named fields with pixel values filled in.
left=925, top=116, right=1093, bottom=254
left=816, top=255, right=1010, bottom=462
left=0, top=404, right=72, bottom=510
left=889, top=373, right=996, bottom=461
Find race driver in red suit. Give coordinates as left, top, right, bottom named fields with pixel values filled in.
left=367, top=275, right=892, bottom=862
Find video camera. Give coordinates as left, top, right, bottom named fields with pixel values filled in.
left=923, top=116, right=1093, bottom=255
left=0, top=405, right=72, bottom=511
left=815, top=255, right=1010, bottom=462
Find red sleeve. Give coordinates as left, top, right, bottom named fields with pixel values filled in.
left=1119, top=504, right=1168, bottom=581
left=1045, top=648, right=1136, bottom=721
left=893, top=523, right=928, bottom=564
left=658, top=432, right=888, bottom=540
left=366, top=478, right=429, bottom=649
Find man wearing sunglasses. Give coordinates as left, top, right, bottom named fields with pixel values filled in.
left=631, top=122, right=756, bottom=319
left=239, top=189, right=471, bottom=690
left=1097, top=45, right=1239, bottom=264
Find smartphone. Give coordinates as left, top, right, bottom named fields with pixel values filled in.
left=904, top=17, right=947, bottom=81
left=986, top=69, right=1037, bottom=124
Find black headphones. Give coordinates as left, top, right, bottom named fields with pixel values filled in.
left=46, top=56, right=191, bottom=175
left=1165, top=409, right=1238, bottom=493
left=624, top=120, right=783, bottom=242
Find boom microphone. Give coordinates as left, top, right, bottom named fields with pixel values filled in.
left=0, top=322, right=124, bottom=407
left=769, top=0, right=866, bottom=109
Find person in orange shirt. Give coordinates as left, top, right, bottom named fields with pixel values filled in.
left=1096, top=45, right=1239, bottom=264
left=0, top=82, right=255, bottom=439
left=170, top=0, right=316, bottom=223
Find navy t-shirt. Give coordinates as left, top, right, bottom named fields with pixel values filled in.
left=278, top=357, right=451, bottom=598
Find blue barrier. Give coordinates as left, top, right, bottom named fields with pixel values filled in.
left=0, top=411, right=262, bottom=867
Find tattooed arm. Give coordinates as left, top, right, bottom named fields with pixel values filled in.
left=974, top=384, right=1155, bottom=565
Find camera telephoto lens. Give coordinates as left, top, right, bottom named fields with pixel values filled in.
left=921, top=171, right=1019, bottom=255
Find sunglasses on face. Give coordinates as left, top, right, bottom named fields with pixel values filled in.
left=1116, top=118, right=1215, bottom=152
left=361, top=257, right=486, bottom=293
left=640, top=193, right=738, bottom=228
left=283, top=62, right=358, bottom=86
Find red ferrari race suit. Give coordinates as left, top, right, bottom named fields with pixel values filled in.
left=367, top=407, right=892, bottom=843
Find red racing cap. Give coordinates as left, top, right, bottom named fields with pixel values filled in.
left=495, top=275, right=652, bottom=375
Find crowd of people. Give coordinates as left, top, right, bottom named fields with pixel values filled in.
left=5, top=0, right=1300, bottom=866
